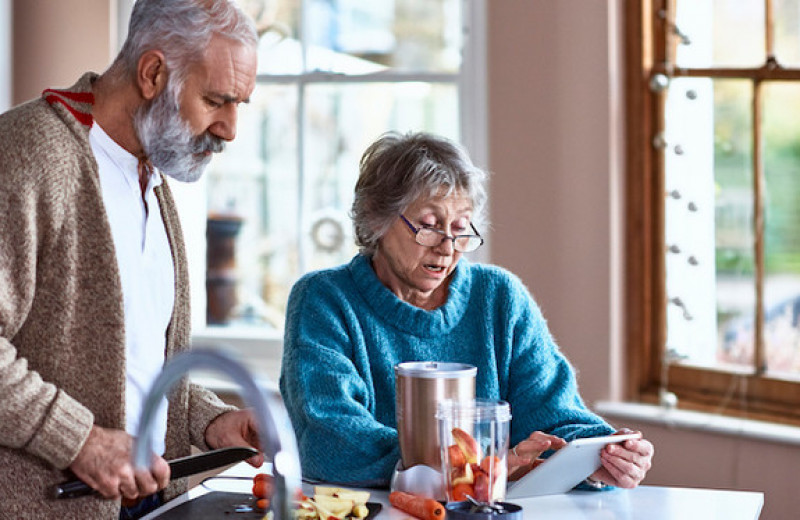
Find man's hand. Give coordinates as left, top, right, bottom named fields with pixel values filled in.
left=68, top=425, right=170, bottom=500
left=204, top=409, right=264, bottom=467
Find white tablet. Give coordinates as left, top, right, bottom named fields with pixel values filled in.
left=505, top=433, right=640, bottom=499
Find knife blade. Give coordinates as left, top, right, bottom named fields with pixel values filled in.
left=53, top=446, right=259, bottom=499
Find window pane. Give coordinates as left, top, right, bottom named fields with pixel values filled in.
left=301, top=82, right=458, bottom=271
left=242, top=0, right=303, bottom=74
left=664, top=77, right=718, bottom=366
left=206, top=85, right=300, bottom=329
left=664, top=78, right=755, bottom=370
left=241, top=0, right=462, bottom=73
left=204, top=0, right=465, bottom=333
left=304, top=0, right=461, bottom=73
left=714, top=80, right=755, bottom=371
left=774, top=0, right=800, bottom=68
left=675, top=0, right=765, bottom=68
left=763, top=82, right=800, bottom=378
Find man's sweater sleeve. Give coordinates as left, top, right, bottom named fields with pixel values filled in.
left=0, top=153, right=94, bottom=470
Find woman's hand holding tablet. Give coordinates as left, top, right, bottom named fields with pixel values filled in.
left=505, top=433, right=642, bottom=498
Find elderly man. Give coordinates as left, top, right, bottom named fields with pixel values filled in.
left=0, top=1, right=262, bottom=518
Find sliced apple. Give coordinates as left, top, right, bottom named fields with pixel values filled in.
left=448, top=444, right=467, bottom=469
left=451, top=427, right=482, bottom=464
left=473, top=472, right=490, bottom=502
left=470, top=462, right=482, bottom=477
left=295, top=504, right=318, bottom=520
left=312, top=501, right=342, bottom=520
left=480, top=455, right=502, bottom=481
left=451, top=458, right=474, bottom=485
left=312, top=495, right=354, bottom=519
left=314, top=486, right=370, bottom=505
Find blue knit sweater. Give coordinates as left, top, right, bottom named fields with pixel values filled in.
left=279, top=254, right=614, bottom=486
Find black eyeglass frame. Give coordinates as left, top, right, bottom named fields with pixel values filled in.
left=399, top=214, right=484, bottom=253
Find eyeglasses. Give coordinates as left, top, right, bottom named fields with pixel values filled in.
left=399, top=215, right=484, bottom=253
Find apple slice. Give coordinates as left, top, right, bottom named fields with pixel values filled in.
left=448, top=444, right=467, bottom=469
left=352, top=504, right=370, bottom=518
left=451, top=458, right=474, bottom=485
left=314, top=486, right=370, bottom=505
left=480, top=455, right=502, bottom=481
left=295, top=503, right=318, bottom=520
left=473, top=472, right=490, bottom=502
left=452, top=427, right=482, bottom=464
left=312, top=495, right=354, bottom=519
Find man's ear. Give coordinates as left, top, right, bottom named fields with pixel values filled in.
left=137, top=50, right=168, bottom=100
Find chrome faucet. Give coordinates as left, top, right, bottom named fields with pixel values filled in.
left=132, top=348, right=302, bottom=519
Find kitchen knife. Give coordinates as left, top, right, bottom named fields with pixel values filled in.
left=53, top=446, right=259, bottom=499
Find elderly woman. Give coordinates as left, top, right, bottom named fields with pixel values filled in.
left=279, top=132, right=653, bottom=489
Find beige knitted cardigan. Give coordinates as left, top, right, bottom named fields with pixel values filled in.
left=0, top=73, right=236, bottom=519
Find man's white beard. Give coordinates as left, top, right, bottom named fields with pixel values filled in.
left=134, top=86, right=226, bottom=182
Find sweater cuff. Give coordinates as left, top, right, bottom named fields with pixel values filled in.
left=188, top=382, right=238, bottom=451
left=26, top=389, right=94, bottom=469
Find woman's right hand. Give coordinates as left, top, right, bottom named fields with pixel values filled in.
left=507, top=431, right=567, bottom=481
left=68, top=425, right=170, bottom=501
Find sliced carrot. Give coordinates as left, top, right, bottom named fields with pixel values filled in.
left=389, top=491, right=445, bottom=520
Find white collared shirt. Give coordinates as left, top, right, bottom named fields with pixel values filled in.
left=90, top=122, right=174, bottom=455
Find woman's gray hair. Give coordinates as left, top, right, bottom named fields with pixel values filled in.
left=351, top=131, right=488, bottom=256
left=113, top=0, right=257, bottom=95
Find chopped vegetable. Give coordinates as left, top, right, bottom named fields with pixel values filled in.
left=292, top=485, right=371, bottom=520
left=389, top=491, right=445, bottom=520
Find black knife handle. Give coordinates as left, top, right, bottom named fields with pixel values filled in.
left=53, top=479, right=93, bottom=499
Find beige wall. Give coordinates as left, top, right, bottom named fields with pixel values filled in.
left=8, top=1, right=796, bottom=518
left=487, top=0, right=620, bottom=404
left=11, top=0, right=114, bottom=105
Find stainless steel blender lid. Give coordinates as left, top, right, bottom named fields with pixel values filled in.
left=395, top=361, right=477, bottom=378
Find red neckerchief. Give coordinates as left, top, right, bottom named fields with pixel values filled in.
left=42, top=88, right=95, bottom=128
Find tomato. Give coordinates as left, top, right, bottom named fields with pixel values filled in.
left=252, top=479, right=269, bottom=498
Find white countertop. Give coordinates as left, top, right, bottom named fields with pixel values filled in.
left=143, top=462, right=764, bottom=520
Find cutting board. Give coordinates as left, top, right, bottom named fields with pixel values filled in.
left=154, top=491, right=263, bottom=519
left=153, top=491, right=383, bottom=520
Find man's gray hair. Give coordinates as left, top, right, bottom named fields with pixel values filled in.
left=114, top=0, right=257, bottom=91
left=351, top=131, right=488, bottom=256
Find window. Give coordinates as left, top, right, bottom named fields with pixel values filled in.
left=626, top=1, right=800, bottom=425
left=157, top=0, right=488, bottom=354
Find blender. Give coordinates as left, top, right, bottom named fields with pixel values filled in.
left=391, top=361, right=476, bottom=500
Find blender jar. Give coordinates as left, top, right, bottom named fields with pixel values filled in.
left=437, top=399, right=512, bottom=504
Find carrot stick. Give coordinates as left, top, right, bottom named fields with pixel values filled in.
left=389, top=491, right=445, bottom=520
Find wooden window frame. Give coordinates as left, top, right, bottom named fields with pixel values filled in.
left=624, top=0, right=800, bottom=426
